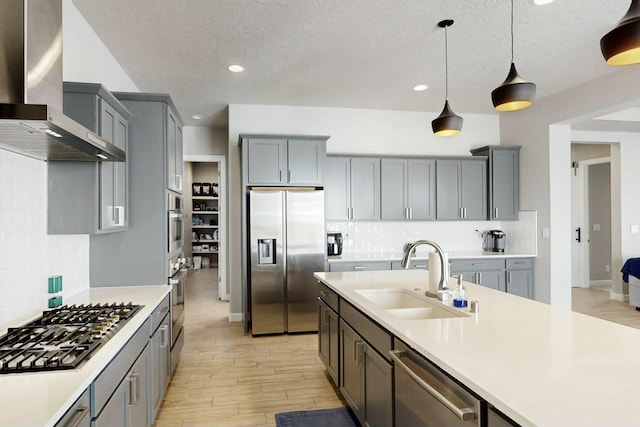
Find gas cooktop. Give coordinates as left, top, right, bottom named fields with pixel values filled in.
left=0, top=302, right=142, bottom=374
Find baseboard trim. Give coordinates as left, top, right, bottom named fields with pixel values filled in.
left=590, top=280, right=612, bottom=287
left=229, top=312, right=243, bottom=322
left=609, top=291, right=628, bottom=302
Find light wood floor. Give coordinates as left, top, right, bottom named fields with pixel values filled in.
left=153, top=268, right=345, bottom=427
left=571, top=285, right=640, bottom=330
left=154, top=270, right=640, bottom=426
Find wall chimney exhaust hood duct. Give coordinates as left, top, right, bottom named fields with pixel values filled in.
left=0, top=0, right=124, bottom=162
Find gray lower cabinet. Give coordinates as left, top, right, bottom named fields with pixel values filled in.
left=436, top=159, right=487, bottom=220
left=471, top=145, right=520, bottom=221
left=326, top=156, right=380, bottom=221
left=451, top=258, right=534, bottom=298
left=150, top=311, right=171, bottom=419
left=451, top=258, right=506, bottom=292
left=93, top=344, right=150, bottom=427
left=506, top=258, right=534, bottom=299
left=381, top=158, right=436, bottom=220
left=339, top=320, right=393, bottom=427
left=54, top=389, right=91, bottom=427
left=242, top=136, right=327, bottom=185
left=318, top=298, right=339, bottom=385
left=391, top=260, right=429, bottom=270
left=329, top=261, right=391, bottom=272
left=49, top=82, right=131, bottom=234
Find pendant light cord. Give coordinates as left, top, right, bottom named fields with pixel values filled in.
left=444, top=24, right=449, bottom=100
left=510, top=0, right=514, bottom=62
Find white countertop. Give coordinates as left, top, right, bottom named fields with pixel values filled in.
left=328, top=250, right=536, bottom=262
left=314, top=270, right=640, bottom=427
left=0, top=285, right=171, bottom=427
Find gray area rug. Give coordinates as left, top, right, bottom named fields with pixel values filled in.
left=275, top=407, right=359, bottom=427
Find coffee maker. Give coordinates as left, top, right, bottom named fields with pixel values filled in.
left=327, top=232, right=343, bottom=256
left=482, top=230, right=506, bottom=253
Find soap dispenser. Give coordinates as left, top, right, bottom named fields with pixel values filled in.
left=453, top=274, right=468, bottom=308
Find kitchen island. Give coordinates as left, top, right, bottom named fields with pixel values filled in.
left=315, top=269, right=640, bottom=427
left=0, top=285, right=170, bottom=427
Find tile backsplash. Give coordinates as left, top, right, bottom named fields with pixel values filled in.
left=0, top=150, right=89, bottom=330
left=327, top=211, right=537, bottom=256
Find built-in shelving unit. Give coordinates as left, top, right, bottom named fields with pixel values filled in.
left=191, top=195, right=219, bottom=266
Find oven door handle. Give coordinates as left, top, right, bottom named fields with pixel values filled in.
left=390, top=350, right=476, bottom=421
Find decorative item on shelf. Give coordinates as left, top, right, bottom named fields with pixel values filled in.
left=600, top=0, right=640, bottom=66
left=491, top=0, right=536, bottom=112
left=213, top=229, right=219, bottom=241
left=201, top=182, right=212, bottom=195
left=193, top=245, right=202, bottom=252
left=432, top=19, right=463, bottom=136
left=192, top=182, right=202, bottom=196
left=201, top=244, right=210, bottom=252
left=193, top=203, right=201, bottom=211
left=212, top=183, right=219, bottom=196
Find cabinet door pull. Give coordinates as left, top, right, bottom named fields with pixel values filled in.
left=128, top=373, right=139, bottom=406
left=409, top=207, right=413, bottom=219
left=459, top=208, right=463, bottom=219
left=319, top=291, right=329, bottom=298
left=279, top=170, right=282, bottom=182
left=288, top=170, right=291, bottom=182
left=390, top=350, right=477, bottom=421
left=65, top=406, right=89, bottom=427
left=356, top=340, right=365, bottom=366
left=353, top=266, right=365, bottom=270
left=477, top=272, right=482, bottom=283
left=463, top=207, right=467, bottom=218
left=507, top=271, right=512, bottom=283
left=494, top=207, right=499, bottom=219
left=161, top=325, right=169, bottom=347
left=414, top=264, right=427, bottom=268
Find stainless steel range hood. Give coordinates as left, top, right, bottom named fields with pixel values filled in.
left=0, top=0, right=124, bottom=161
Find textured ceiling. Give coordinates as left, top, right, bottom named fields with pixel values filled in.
left=71, top=0, right=635, bottom=128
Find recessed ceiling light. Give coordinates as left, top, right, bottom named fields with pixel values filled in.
left=413, top=84, right=428, bottom=91
left=228, top=64, right=244, bottom=73
left=532, top=0, right=553, bottom=5
left=192, top=114, right=204, bottom=120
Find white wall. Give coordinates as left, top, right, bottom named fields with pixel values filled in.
left=0, top=2, right=140, bottom=330
left=183, top=127, right=228, bottom=156
left=501, top=66, right=640, bottom=308
left=62, top=0, right=139, bottom=92
left=227, top=104, right=501, bottom=318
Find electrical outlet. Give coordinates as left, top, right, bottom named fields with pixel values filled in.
left=605, top=264, right=610, bottom=273
left=542, top=228, right=550, bottom=239
left=593, top=223, right=601, bottom=231
left=632, top=225, right=639, bottom=234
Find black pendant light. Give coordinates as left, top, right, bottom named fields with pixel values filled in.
left=432, top=19, right=463, bottom=136
left=491, top=0, right=536, bottom=112
left=601, top=0, right=640, bottom=66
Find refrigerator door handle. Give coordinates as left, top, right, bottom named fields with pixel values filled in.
left=258, top=239, right=276, bottom=264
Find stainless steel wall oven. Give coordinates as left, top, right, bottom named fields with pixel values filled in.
left=168, top=194, right=186, bottom=255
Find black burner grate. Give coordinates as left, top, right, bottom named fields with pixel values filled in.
left=0, top=302, right=142, bottom=373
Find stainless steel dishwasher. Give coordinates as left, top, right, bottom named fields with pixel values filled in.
left=391, top=339, right=481, bottom=427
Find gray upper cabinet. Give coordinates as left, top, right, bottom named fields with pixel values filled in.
left=88, top=92, right=184, bottom=287
left=243, top=136, right=327, bottom=186
left=48, top=82, right=131, bottom=234
left=325, top=157, right=351, bottom=220
left=436, top=159, right=487, bottom=220
left=471, top=145, right=521, bottom=221
left=166, top=109, right=184, bottom=193
left=381, top=158, right=435, bottom=220
left=326, top=156, right=380, bottom=221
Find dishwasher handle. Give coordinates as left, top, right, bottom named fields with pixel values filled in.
left=390, top=350, right=476, bottom=422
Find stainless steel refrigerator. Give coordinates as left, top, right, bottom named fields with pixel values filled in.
left=249, top=188, right=325, bottom=335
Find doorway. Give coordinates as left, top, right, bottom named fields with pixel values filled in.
left=571, top=143, right=612, bottom=290
left=184, top=155, right=228, bottom=302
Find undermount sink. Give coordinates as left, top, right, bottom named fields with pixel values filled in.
left=354, top=288, right=468, bottom=320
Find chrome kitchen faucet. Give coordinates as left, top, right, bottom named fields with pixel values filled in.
left=400, top=240, right=450, bottom=299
